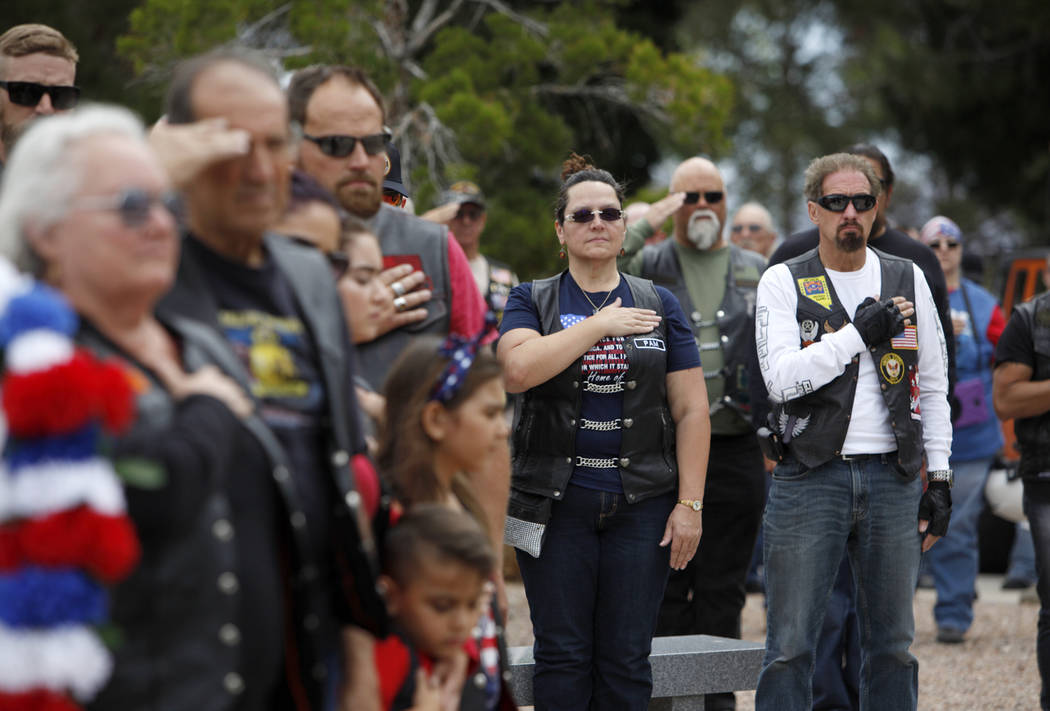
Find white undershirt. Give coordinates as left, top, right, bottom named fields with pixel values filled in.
left=756, top=248, right=951, bottom=470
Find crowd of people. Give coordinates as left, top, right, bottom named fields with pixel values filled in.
left=0, top=20, right=1047, bottom=711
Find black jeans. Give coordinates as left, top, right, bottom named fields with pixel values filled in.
left=1024, top=479, right=1050, bottom=710
left=656, top=432, right=766, bottom=710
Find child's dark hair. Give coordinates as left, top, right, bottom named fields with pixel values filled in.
left=554, top=152, right=625, bottom=224
left=377, top=336, right=502, bottom=510
left=383, top=504, right=495, bottom=585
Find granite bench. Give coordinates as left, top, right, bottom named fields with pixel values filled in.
left=507, top=634, right=765, bottom=710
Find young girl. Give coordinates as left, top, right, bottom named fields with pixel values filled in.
left=376, top=333, right=516, bottom=711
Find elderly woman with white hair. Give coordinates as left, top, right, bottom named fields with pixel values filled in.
left=0, top=105, right=286, bottom=710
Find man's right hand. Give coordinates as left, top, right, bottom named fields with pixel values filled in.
left=373, top=263, right=430, bottom=339
left=853, top=295, right=910, bottom=347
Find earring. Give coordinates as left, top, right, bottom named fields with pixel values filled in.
left=559, top=247, right=566, bottom=260
left=619, top=247, right=626, bottom=257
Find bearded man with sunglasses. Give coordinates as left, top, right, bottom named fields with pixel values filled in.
left=288, top=65, right=486, bottom=390
left=0, top=24, right=78, bottom=170
left=753, top=153, right=951, bottom=711
left=619, top=156, right=766, bottom=711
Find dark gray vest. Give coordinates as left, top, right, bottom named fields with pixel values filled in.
left=511, top=272, right=677, bottom=503
left=641, top=240, right=762, bottom=427
left=1012, top=292, right=1050, bottom=479
left=359, top=204, right=452, bottom=388
left=776, top=248, right=924, bottom=478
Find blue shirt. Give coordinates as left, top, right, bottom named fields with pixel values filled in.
left=500, top=272, right=700, bottom=492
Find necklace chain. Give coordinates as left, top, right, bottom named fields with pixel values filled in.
left=582, top=286, right=614, bottom=314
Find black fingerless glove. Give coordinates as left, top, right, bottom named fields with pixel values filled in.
left=853, top=296, right=906, bottom=347
left=918, top=481, right=952, bottom=538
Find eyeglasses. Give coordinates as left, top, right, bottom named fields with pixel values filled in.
left=303, top=130, right=392, bottom=158
left=70, top=189, right=182, bottom=227
left=731, top=223, right=764, bottom=234
left=684, top=191, right=724, bottom=205
left=0, top=80, right=81, bottom=110
left=287, top=235, right=351, bottom=279
left=565, top=207, right=624, bottom=224
left=815, top=194, right=877, bottom=213
left=928, top=240, right=960, bottom=251
left=455, top=206, right=484, bottom=221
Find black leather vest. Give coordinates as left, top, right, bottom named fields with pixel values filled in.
left=1012, top=292, right=1050, bottom=479
left=641, top=240, right=763, bottom=429
left=511, top=272, right=677, bottom=504
left=360, top=204, right=452, bottom=388
left=775, top=248, right=924, bottom=478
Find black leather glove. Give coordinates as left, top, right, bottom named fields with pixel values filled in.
left=918, top=481, right=952, bottom=538
left=852, top=296, right=906, bottom=347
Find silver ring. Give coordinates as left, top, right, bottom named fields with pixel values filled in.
left=391, top=281, right=406, bottom=297
left=393, top=296, right=408, bottom=312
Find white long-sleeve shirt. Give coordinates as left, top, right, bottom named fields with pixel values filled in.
left=755, top=248, right=951, bottom=470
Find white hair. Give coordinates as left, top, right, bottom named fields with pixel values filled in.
left=0, top=104, right=145, bottom=276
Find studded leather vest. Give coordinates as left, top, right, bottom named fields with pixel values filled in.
left=774, top=248, right=924, bottom=478
left=1011, top=292, right=1050, bottom=479
left=641, top=240, right=763, bottom=432
left=511, top=272, right=677, bottom=504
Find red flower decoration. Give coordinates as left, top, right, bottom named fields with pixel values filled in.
left=0, top=689, right=81, bottom=711
left=2, top=352, right=134, bottom=438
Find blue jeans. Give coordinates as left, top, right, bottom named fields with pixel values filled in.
left=756, top=456, right=922, bottom=711
left=927, top=456, right=993, bottom=632
left=812, top=555, right=860, bottom=711
left=517, top=484, right=674, bottom=711
left=1023, top=481, right=1050, bottom=710
left=1008, top=522, right=1038, bottom=582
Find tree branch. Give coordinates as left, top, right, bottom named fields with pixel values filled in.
left=406, top=0, right=467, bottom=56
left=531, top=82, right=670, bottom=124
left=471, top=0, right=549, bottom=37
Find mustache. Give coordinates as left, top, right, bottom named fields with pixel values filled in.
left=337, top=171, right=378, bottom=189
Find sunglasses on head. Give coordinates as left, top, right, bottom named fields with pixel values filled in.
left=928, top=239, right=960, bottom=251
left=303, top=130, right=391, bottom=158
left=732, top=223, right=763, bottom=234
left=683, top=191, right=724, bottom=205
left=0, top=80, right=80, bottom=110
left=816, top=194, right=877, bottom=213
left=565, top=207, right=624, bottom=224
left=287, top=236, right=351, bottom=279
left=72, top=189, right=182, bottom=227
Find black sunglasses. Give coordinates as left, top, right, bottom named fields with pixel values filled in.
left=684, top=191, right=724, bottom=205
left=287, top=236, right=351, bottom=279
left=72, top=189, right=182, bottom=227
left=565, top=207, right=624, bottom=224
left=928, top=240, right=960, bottom=251
left=816, top=194, right=877, bottom=213
left=303, top=130, right=391, bottom=158
left=732, top=223, right=763, bottom=233
left=0, top=80, right=80, bottom=110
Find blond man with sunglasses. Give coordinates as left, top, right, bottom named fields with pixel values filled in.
left=0, top=24, right=78, bottom=166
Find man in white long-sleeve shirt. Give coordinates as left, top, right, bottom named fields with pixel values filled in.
left=753, top=153, right=952, bottom=711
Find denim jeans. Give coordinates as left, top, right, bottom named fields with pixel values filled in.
left=1023, top=481, right=1050, bottom=710
left=1008, top=522, right=1038, bottom=582
left=812, top=555, right=860, bottom=711
left=756, top=456, right=922, bottom=711
left=516, top=484, right=674, bottom=711
left=926, top=456, right=993, bottom=632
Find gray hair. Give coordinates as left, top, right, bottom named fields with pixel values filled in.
left=0, top=104, right=144, bottom=276
left=802, top=153, right=882, bottom=204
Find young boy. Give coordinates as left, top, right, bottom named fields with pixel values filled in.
left=376, top=504, right=502, bottom=711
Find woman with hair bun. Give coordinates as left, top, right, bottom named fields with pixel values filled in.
left=498, top=153, right=710, bottom=710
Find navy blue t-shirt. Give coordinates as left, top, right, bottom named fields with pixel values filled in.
left=500, top=272, right=700, bottom=493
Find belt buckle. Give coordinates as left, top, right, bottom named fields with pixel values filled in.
left=840, top=453, right=864, bottom=461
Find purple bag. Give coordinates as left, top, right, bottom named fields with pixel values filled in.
left=953, top=377, right=990, bottom=429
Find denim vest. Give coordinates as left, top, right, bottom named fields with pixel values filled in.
left=360, top=204, right=452, bottom=388
left=640, top=240, right=763, bottom=431
left=511, top=272, right=677, bottom=504
left=1012, top=292, right=1050, bottom=479
left=775, top=248, right=924, bottom=478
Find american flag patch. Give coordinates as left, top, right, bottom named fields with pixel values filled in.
left=890, top=325, right=918, bottom=350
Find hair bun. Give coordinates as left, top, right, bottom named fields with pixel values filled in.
left=561, top=152, right=594, bottom=181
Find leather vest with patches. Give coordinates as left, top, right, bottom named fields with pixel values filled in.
left=511, top=273, right=677, bottom=504
left=640, top=240, right=763, bottom=429
left=775, top=248, right=924, bottom=478
left=1011, top=292, right=1050, bottom=479
left=359, top=204, right=452, bottom=388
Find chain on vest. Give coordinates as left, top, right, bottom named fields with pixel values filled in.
left=772, top=248, right=925, bottom=478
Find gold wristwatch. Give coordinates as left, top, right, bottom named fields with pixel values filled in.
left=678, top=499, right=703, bottom=512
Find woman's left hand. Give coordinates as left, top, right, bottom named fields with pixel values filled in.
left=659, top=505, right=702, bottom=570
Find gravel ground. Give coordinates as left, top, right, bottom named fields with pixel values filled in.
left=504, top=574, right=1041, bottom=710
